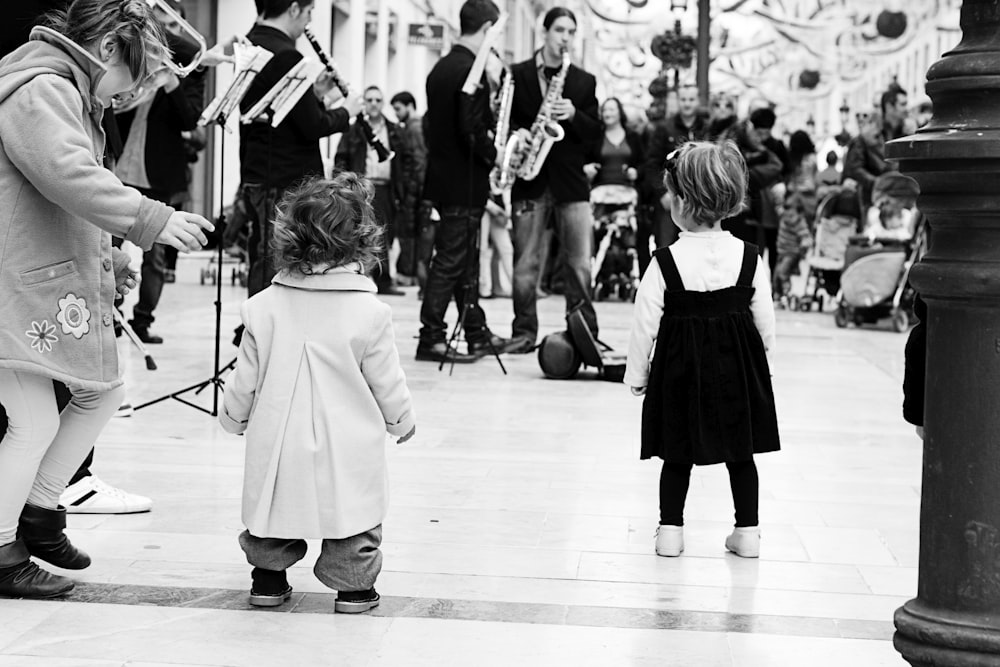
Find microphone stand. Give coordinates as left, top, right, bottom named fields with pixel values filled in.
left=134, top=112, right=234, bottom=415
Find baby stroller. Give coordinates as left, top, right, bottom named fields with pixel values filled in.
left=590, top=184, right=639, bottom=301
left=791, top=186, right=862, bottom=312
left=833, top=173, right=925, bottom=332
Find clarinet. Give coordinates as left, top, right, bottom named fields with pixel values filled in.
left=303, top=27, right=394, bottom=163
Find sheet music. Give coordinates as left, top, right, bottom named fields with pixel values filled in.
left=461, top=13, right=508, bottom=95
left=240, top=58, right=324, bottom=127
left=198, top=41, right=273, bottom=128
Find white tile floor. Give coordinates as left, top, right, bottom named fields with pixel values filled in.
left=0, top=251, right=917, bottom=665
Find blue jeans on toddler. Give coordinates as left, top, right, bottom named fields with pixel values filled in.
left=511, top=190, right=597, bottom=343
left=238, top=526, right=382, bottom=593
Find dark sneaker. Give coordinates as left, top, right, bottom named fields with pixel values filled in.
left=249, top=567, right=293, bottom=607
left=504, top=336, right=535, bottom=354
left=468, top=334, right=516, bottom=357
left=415, top=342, right=478, bottom=364
left=130, top=323, right=163, bottom=345
left=335, top=588, right=380, bottom=614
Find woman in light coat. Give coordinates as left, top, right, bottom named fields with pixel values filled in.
left=221, top=173, right=415, bottom=614
left=0, top=0, right=212, bottom=599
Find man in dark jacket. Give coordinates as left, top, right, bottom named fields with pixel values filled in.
left=640, top=84, right=707, bottom=273
left=390, top=91, right=427, bottom=287
left=117, top=16, right=207, bottom=344
left=417, top=0, right=513, bottom=363
left=335, top=86, right=411, bottom=295
left=240, top=0, right=361, bottom=297
left=506, top=7, right=602, bottom=351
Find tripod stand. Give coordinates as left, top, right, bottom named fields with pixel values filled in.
left=440, top=206, right=507, bottom=375
left=134, top=115, right=234, bottom=415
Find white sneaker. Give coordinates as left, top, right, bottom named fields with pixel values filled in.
left=654, top=525, right=684, bottom=557
left=61, top=476, right=152, bottom=514
left=114, top=402, right=134, bottom=418
left=725, top=527, right=761, bottom=558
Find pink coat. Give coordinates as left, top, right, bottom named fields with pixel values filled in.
left=221, top=267, right=415, bottom=539
left=0, top=28, right=172, bottom=390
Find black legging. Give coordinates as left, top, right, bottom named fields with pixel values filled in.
left=660, top=460, right=759, bottom=527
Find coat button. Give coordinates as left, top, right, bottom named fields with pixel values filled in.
left=103, top=314, right=112, bottom=327
left=103, top=258, right=112, bottom=271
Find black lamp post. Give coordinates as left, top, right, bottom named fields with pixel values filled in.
left=835, top=99, right=852, bottom=146
left=888, top=1, right=1000, bottom=663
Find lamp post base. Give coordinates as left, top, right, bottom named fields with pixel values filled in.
left=895, top=599, right=1000, bottom=666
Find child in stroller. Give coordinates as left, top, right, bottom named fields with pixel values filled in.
left=834, top=173, right=923, bottom=332
left=590, top=183, right=639, bottom=301
left=792, top=182, right=863, bottom=311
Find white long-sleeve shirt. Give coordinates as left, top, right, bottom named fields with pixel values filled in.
left=624, top=230, right=777, bottom=388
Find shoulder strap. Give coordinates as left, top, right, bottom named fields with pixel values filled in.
left=653, top=248, right=685, bottom=292
left=736, top=242, right=759, bottom=288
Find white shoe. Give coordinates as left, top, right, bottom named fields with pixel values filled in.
left=725, top=527, right=761, bottom=558
left=654, top=525, right=684, bottom=557
left=114, top=402, right=134, bottom=418
left=61, top=476, right=152, bottom=514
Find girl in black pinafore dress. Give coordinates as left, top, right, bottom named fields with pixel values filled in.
left=625, top=140, right=779, bottom=560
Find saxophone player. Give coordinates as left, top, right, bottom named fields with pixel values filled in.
left=505, top=7, right=602, bottom=353
left=417, top=0, right=515, bottom=363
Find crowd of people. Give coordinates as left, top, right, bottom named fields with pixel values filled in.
left=0, top=0, right=927, bottom=617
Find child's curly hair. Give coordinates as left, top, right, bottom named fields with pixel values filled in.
left=270, top=172, right=384, bottom=276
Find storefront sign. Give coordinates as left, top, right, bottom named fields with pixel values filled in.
left=408, top=23, right=444, bottom=48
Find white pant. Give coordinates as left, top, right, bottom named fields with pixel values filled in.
left=0, top=370, right=124, bottom=545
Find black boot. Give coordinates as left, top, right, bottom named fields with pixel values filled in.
left=0, top=539, right=74, bottom=598
left=18, top=504, right=91, bottom=570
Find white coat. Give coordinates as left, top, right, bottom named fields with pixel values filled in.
left=220, top=266, right=415, bottom=539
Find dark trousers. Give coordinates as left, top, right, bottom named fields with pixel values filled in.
left=637, top=203, right=680, bottom=277
left=131, top=188, right=172, bottom=331
left=418, top=205, right=488, bottom=345
left=415, top=203, right=436, bottom=292
left=371, top=183, right=395, bottom=290
left=243, top=183, right=281, bottom=298
left=396, top=204, right=417, bottom=278
left=660, top=460, right=759, bottom=527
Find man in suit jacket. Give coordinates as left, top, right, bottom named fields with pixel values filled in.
left=240, top=0, right=361, bottom=297
left=417, top=0, right=514, bottom=363
left=506, top=7, right=602, bottom=352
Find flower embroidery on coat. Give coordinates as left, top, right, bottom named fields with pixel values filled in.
left=26, top=320, right=58, bottom=354
left=56, top=293, right=91, bottom=339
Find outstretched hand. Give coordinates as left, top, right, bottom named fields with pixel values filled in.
left=156, top=211, right=214, bottom=252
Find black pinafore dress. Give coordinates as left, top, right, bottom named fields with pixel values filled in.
left=640, top=242, right=780, bottom=465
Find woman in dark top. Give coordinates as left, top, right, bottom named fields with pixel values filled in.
left=586, top=98, right=644, bottom=190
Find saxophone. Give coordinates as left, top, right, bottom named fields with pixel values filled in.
left=489, top=61, right=515, bottom=195
left=501, top=48, right=570, bottom=186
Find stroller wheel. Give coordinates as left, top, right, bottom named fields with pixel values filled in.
left=834, top=307, right=849, bottom=329
left=892, top=309, right=910, bottom=333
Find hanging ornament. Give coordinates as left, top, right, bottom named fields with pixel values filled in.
left=876, top=10, right=907, bottom=39
left=650, top=31, right=697, bottom=69
left=798, top=69, right=820, bottom=90
left=648, top=75, right=670, bottom=98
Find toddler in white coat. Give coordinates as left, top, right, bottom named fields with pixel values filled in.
left=221, top=172, right=415, bottom=613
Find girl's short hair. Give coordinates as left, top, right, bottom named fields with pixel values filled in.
left=270, top=172, right=384, bottom=276
left=664, top=141, right=747, bottom=227
left=44, top=0, right=170, bottom=82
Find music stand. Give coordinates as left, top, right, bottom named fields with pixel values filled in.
left=135, top=42, right=272, bottom=415
left=242, top=57, right=323, bottom=127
